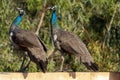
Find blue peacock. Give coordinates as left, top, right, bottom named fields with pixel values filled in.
left=48, top=6, right=99, bottom=71
left=9, top=8, right=47, bottom=73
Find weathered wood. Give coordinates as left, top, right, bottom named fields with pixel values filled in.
left=0, top=72, right=120, bottom=80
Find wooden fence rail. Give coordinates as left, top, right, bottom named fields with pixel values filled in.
left=0, top=72, right=120, bottom=80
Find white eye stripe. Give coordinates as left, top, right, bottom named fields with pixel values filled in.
left=20, top=10, right=24, bottom=12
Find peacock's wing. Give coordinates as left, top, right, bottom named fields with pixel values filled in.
left=55, top=29, right=89, bottom=56
left=55, top=29, right=98, bottom=71
left=27, top=47, right=47, bottom=73
left=12, top=28, right=47, bottom=72
left=12, top=28, right=41, bottom=48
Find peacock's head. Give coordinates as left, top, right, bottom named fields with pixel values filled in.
left=17, top=8, right=25, bottom=16
left=47, top=6, right=57, bottom=11
left=47, top=5, right=62, bottom=22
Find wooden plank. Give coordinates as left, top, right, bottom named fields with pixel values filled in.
left=0, top=72, right=120, bottom=80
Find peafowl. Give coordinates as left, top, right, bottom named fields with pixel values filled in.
left=9, top=8, right=48, bottom=73
left=48, top=6, right=99, bottom=71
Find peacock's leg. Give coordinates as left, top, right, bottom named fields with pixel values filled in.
left=19, top=55, right=26, bottom=72
left=18, top=52, right=30, bottom=72
left=60, top=55, right=65, bottom=71
left=20, top=60, right=31, bottom=71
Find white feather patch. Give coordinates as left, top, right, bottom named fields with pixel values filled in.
left=10, top=32, right=13, bottom=36
left=9, top=32, right=13, bottom=42
left=54, top=34, right=57, bottom=41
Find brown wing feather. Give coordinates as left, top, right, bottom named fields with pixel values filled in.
left=55, top=29, right=98, bottom=71
left=14, top=29, right=41, bottom=47
left=27, top=47, right=47, bottom=73
left=56, top=29, right=91, bottom=56
left=13, top=28, right=47, bottom=72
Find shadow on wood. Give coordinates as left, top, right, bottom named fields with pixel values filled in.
left=109, top=72, right=120, bottom=80
left=22, top=72, right=28, bottom=79
left=69, top=72, right=76, bottom=79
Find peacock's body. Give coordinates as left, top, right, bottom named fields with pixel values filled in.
left=48, top=6, right=99, bottom=71
left=9, top=8, right=47, bottom=73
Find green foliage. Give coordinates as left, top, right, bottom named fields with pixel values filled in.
left=0, top=0, right=119, bottom=72
left=47, top=60, right=56, bottom=72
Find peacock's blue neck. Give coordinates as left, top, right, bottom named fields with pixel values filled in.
left=12, top=14, right=23, bottom=27
left=51, top=10, right=60, bottom=29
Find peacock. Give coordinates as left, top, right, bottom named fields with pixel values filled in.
left=9, top=8, right=48, bottom=73
left=48, top=6, right=99, bottom=71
